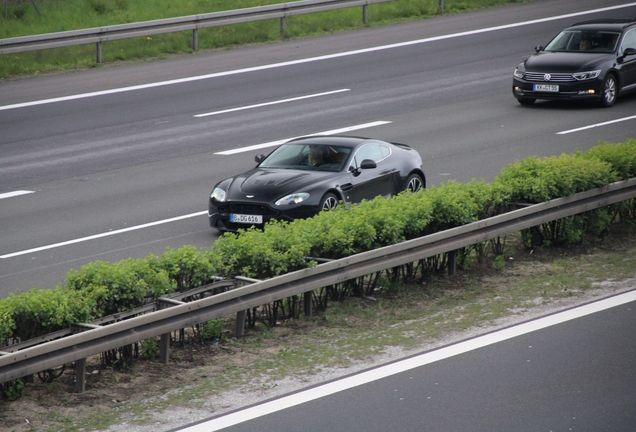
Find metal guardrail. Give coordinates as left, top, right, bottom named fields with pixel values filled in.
left=1, top=177, right=635, bottom=390
left=0, top=0, right=391, bottom=62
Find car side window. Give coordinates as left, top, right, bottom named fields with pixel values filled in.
left=349, top=143, right=392, bottom=170
left=620, top=29, right=636, bottom=54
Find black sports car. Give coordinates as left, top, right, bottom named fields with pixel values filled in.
left=208, top=136, right=426, bottom=232
left=512, top=19, right=636, bottom=107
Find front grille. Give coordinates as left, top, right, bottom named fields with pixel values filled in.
left=524, top=72, right=575, bottom=83
left=220, top=203, right=279, bottom=217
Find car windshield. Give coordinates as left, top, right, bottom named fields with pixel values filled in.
left=544, top=30, right=620, bottom=53
left=258, top=144, right=351, bottom=172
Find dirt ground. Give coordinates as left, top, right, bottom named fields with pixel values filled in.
left=1, top=326, right=290, bottom=431
left=2, top=229, right=636, bottom=432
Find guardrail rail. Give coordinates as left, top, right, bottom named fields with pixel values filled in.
left=0, top=0, right=391, bottom=62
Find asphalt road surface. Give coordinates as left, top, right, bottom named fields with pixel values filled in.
left=1, top=0, right=636, bottom=295
left=174, top=291, right=636, bottom=432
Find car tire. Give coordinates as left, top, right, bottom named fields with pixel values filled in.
left=599, top=73, right=617, bottom=108
left=319, top=193, right=339, bottom=212
left=404, top=174, right=424, bottom=193
left=517, top=98, right=536, bottom=106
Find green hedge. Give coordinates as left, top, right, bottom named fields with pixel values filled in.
left=1, top=139, right=635, bottom=346
left=583, top=138, right=636, bottom=180
left=0, top=288, right=95, bottom=343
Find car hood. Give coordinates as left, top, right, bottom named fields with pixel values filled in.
left=226, top=168, right=337, bottom=202
left=524, top=51, right=611, bottom=73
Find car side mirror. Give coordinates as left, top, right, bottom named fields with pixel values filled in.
left=360, top=159, right=377, bottom=169
left=621, top=47, right=636, bottom=59
left=534, top=45, right=544, bottom=53
left=255, top=153, right=266, bottom=163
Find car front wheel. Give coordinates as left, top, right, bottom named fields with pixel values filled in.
left=319, top=193, right=339, bottom=212
left=404, top=174, right=424, bottom=193
left=599, top=74, right=617, bottom=107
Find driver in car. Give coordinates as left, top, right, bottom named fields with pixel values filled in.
left=309, top=147, right=325, bottom=166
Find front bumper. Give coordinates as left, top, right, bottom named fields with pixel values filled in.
left=512, top=77, right=603, bottom=102
left=208, top=200, right=318, bottom=232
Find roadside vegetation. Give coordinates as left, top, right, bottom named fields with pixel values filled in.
left=0, top=0, right=523, bottom=79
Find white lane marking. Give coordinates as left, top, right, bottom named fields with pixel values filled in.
left=2, top=3, right=635, bottom=112
left=0, top=190, right=34, bottom=200
left=194, top=89, right=351, bottom=117
left=557, top=114, right=636, bottom=135
left=214, top=121, right=392, bottom=155
left=0, top=211, right=207, bottom=259
left=178, top=289, right=636, bottom=432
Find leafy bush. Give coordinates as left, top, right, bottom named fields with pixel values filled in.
left=1, top=379, right=25, bottom=401
left=584, top=139, right=636, bottom=180
left=65, top=257, right=174, bottom=316
left=201, top=319, right=224, bottom=341
left=0, top=287, right=95, bottom=345
left=493, top=153, right=617, bottom=204
left=212, top=221, right=311, bottom=278
left=421, top=180, right=481, bottom=233
left=583, top=139, right=636, bottom=224
left=159, top=245, right=221, bottom=291
left=493, top=154, right=618, bottom=246
left=140, top=338, right=159, bottom=359
left=298, top=206, right=377, bottom=259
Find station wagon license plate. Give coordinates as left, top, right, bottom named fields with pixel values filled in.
left=230, top=213, right=263, bottom=224
left=533, top=84, right=559, bottom=92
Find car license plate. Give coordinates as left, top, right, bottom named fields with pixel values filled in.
left=533, top=84, right=559, bottom=92
left=230, top=213, right=263, bottom=224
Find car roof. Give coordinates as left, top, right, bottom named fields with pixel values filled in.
left=285, top=135, right=388, bottom=148
left=569, top=19, right=636, bottom=31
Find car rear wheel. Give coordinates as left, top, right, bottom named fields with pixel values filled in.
left=319, top=193, right=339, bottom=212
left=404, top=174, right=424, bottom=193
left=517, top=97, right=536, bottom=106
left=599, top=74, right=617, bottom=107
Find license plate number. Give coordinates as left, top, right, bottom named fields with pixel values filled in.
left=230, top=213, right=263, bottom=224
left=533, top=84, right=559, bottom=92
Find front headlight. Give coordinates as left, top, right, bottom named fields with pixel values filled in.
left=513, top=67, right=525, bottom=79
left=573, top=70, right=601, bottom=80
left=275, top=193, right=309, bottom=206
left=211, top=188, right=226, bottom=202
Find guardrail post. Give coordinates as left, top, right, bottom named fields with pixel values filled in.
left=448, top=250, right=456, bottom=276
left=71, top=323, right=99, bottom=393
left=304, top=291, right=312, bottom=316
left=233, top=276, right=261, bottom=337
left=158, top=298, right=186, bottom=363
left=438, top=0, right=443, bottom=14
left=362, top=4, right=368, bottom=25
left=96, top=41, right=102, bottom=64
left=192, top=28, right=198, bottom=51
left=235, top=310, right=246, bottom=337
left=160, top=333, right=170, bottom=364
left=75, top=358, right=86, bottom=393
left=280, top=16, right=286, bottom=36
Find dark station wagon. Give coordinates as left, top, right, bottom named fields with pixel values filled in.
left=512, top=19, right=636, bottom=107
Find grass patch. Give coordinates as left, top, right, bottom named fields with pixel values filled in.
left=1, top=0, right=527, bottom=79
